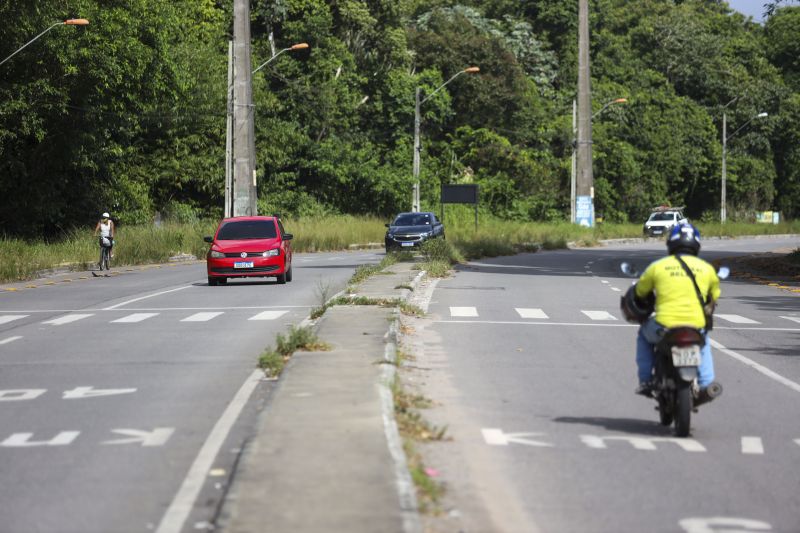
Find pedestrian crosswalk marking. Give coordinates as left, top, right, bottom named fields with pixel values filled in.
left=248, top=311, right=288, bottom=321
left=112, top=313, right=159, bottom=324
left=450, top=307, right=478, bottom=317
left=581, top=310, right=617, bottom=321
left=716, top=314, right=761, bottom=324
left=780, top=316, right=800, bottom=324
left=515, top=308, right=549, bottom=319
left=0, top=315, right=28, bottom=325
left=181, top=312, right=224, bottom=322
left=42, top=314, right=94, bottom=326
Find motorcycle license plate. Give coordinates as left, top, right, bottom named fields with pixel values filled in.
left=234, top=261, right=254, bottom=269
left=401, top=242, right=414, bottom=247
left=671, top=345, right=701, bottom=366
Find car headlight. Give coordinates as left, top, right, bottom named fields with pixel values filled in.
left=210, top=250, right=225, bottom=258
left=262, top=249, right=280, bottom=257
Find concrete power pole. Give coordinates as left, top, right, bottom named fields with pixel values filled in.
left=232, top=0, right=257, bottom=216
left=575, top=0, right=594, bottom=227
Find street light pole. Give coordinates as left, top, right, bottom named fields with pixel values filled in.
left=0, top=18, right=89, bottom=69
left=575, top=0, right=594, bottom=227
left=412, top=67, right=479, bottom=212
left=721, top=110, right=768, bottom=223
left=232, top=0, right=257, bottom=217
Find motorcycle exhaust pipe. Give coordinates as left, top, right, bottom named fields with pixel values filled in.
left=696, top=382, right=723, bottom=406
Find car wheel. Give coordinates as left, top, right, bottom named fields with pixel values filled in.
left=208, top=277, right=218, bottom=286
left=276, top=269, right=287, bottom=284
left=218, top=277, right=227, bottom=285
left=286, top=265, right=293, bottom=282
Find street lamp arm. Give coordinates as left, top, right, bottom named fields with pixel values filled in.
left=252, top=43, right=308, bottom=74
left=591, top=98, right=627, bottom=119
left=420, top=67, right=479, bottom=105
left=0, top=21, right=73, bottom=68
left=726, top=112, right=768, bottom=141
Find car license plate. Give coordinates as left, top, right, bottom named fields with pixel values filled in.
left=652, top=229, right=663, bottom=234
left=401, top=242, right=414, bottom=247
left=234, top=261, right=254, bottom=269
left=671, top=345, right=701, bottom=367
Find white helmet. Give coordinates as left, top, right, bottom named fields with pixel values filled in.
left=102, top=212, right=110, bottom=218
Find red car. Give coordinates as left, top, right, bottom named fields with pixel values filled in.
left=204, top=216, right=293, bottom=286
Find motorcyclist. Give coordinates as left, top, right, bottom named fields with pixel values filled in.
left=622, top=223, right=722, bottom=403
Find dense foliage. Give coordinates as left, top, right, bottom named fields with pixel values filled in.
left=2, top=0, right=799, bottom=236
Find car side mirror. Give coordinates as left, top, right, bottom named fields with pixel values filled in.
left=385, top=223, right=390, bottom=228
left=203, top=236, right=213, bottom=243
left=283, top=233, right=293, bottom=241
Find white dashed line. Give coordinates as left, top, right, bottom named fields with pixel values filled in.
left=515, top=308, right=549, bottom=319
left=780, top=316, right=800, bottom=324
left=181, top=312, right=224, bottom=322
left=111, top=313, right=160, bottom=323
left=248, top=311, right=288, bottom=321
left=581, top=310, right=617, bottom=321
left=741, top=437, right=765, bottom=455
left=450, top=307, right=479, bottom=318
left=42, top=314, right=94, bottom=326
left=0, top=336, right=22, bottom=345
left=716, top=314, right=761, bottom=324
left=0, top=315, right=28, bottom=325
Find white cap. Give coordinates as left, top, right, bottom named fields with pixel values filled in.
left=102, top=212, right=110, bottom=218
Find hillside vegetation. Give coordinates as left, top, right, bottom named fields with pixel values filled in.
left=1, top=1, right=799, bottom=236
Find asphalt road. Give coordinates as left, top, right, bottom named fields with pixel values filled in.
left=0, top=250, right=380, bottom=533
left=407, top=237, right=800, bottom=533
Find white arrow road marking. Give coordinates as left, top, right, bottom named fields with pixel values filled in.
left=741, top=437, right=765, bottom=455
left=181, top=312, right=224, bottom=322
left=710, top=339, right=800, bottom=394
left=716, top=314, right=761, bottom=324
left=0, top=336, right=23, bottom=345
left=156, top=369, right=262, bottom=533
left=42, top=314, right=94, bottom=325
left=0, top=389, right=46, bottom=401
left=580, top=435, right=706, bottom=452
left=581, top=310, right=618, bottom=321
left=515, top=308, right=549, bottom=319
left=779, top=316, right=800, bottom=324
left=63, top=386, right=137, bottom=399
left=482, top=428, right=553, bottom=447
left=679, top=517, right=772, bottom=532
left=1, top=431, right=80, bottom=447
left=450, top=307, right=478, bottom=317
left=248, top=310, right=288, bottom=321
left=0, top=315, right=28, bottom=324
left=102, top=428, right=174, bottom=447
left=111, top=313, right=159, bottom=323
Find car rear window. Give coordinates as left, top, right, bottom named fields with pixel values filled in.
left=393, top=214, right=432, bottom=226
left=217, top=220, right=277, bottom=240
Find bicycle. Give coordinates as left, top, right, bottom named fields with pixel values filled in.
left=98, top=236, right=112, bottom=271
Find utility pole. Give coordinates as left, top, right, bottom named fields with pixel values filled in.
left=413, top=87, right=421, bottom=212
left=721, top=111, right=727, bottom=224
left=225, top=40, right=234, bottom=218
left=232, top=0, right=257, bottom=216
left=575, top=0, right=594, bottom=227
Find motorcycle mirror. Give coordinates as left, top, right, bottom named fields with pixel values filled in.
left=620, top=262, right=639, bottom=277
left=718, top=266, right=730, bottom=280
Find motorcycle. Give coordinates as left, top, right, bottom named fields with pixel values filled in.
left=620, top=262, right=727, bottom=437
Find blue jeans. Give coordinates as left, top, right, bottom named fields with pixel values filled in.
left=636, top=317, right=715, bottom=387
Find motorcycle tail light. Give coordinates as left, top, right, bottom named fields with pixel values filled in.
left=672, top=329, right=703, bottom=346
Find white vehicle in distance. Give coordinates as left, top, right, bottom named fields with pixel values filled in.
left=643, top=206, right=688, bottom=237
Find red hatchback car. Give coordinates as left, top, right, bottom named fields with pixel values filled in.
left=204, top=216, right=293, bottom=286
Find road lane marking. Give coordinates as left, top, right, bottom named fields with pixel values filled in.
left=248, top=310, right=288, bottom=321
left=716, top=314, right=761, bottom=324
left=63, top=387, right=137, bottom=399
left=42, top=314, right=94, bottom=326
left=156, top=369, right=262, bottom=533
left=433, top=320, right=800, bottom=332
left=780, top=316, right=800, bottom=324
left=111, top=313, right=159, bottom=323
left=610, top=287, right=621, bottom=292
left=679, top=517, right=772, bottom=533
left=1, top=431, right=80, bottom=447
left=515, top=308, right=549, bottom=319
left=0, top=389, right=46, bottom=401
left=0, top=336, right=22, bottom=345
left=102, top=428, right=174, bottom=447
left=482, top=428, right=553, bottom=447
left=450, top=306, right=478, bottom=317
left=581, top=310, right=617, bottom=321
left=741, top=437, right=765, bottom=455
left=581, top=435, right=706, bottom=452
left=104, top=285, right=194, bottom=310
left=710, top=339, right=800, bottom=394
left=181, top=312, right=224, bottom=322
left=0, top=315, right=28, bottom=324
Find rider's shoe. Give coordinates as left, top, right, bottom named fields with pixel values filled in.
left=635, top=382, right=654, bottom=397
left=695, top=382, right=723, bottom=406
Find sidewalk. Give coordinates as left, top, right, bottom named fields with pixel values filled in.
left=218, top=262, right=423, bottom=533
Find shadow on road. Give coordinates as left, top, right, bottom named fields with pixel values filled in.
left=553, top=415, right=673, bottom=436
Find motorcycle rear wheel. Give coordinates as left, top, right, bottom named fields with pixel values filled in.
left=674, top=383, right=693, bottom=437
left=657, top=395, right=673, bottom=426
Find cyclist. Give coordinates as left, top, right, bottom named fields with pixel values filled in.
left=94, top=212, right=115, bottom=258
left=623, top=223, right=722, bottom=404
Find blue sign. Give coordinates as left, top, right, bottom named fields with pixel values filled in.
left=576, top=195, right=594, bottom=227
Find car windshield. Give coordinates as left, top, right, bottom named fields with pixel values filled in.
left=393, top=214, right=432, bottom=226
left=649, top=213, right=677, bottom=222
left=217, top=220, right=277, bottom=240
